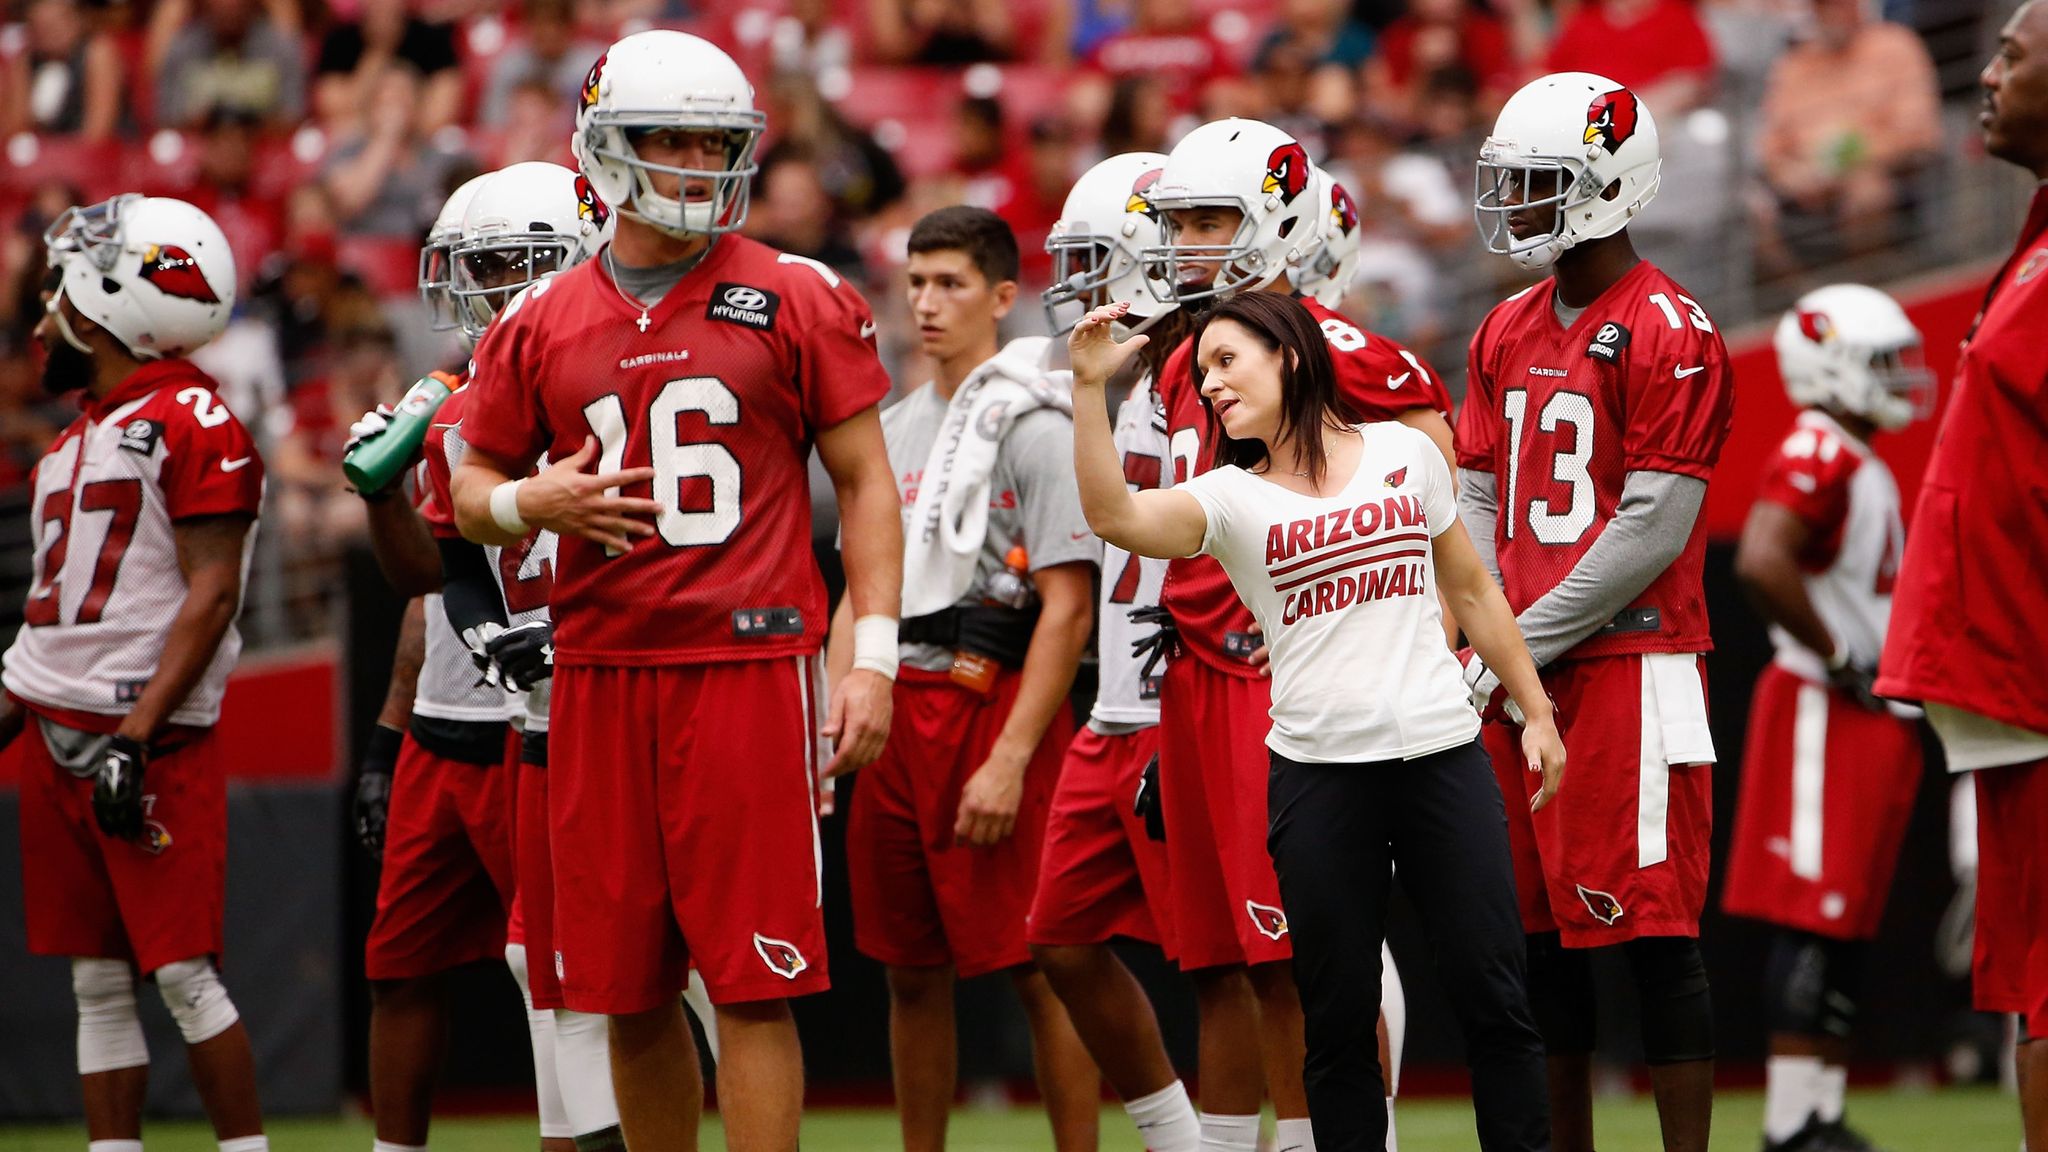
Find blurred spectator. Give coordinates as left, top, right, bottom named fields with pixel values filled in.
left=316, top=0, right=462, bottom=136
left=1411, top=61, right=1485, bottom=148
left=1097, top=73, right=1175, bottom=155
left=1256, top=0, right=1376, bottom=70
left=148, top=0, right=306, bottom=128
left=479, top=0, right=602, bottom=128
left=1751, top=0, right=1941, bottom=272
left=749, top=151, right=868, bottom=285
left=768, top=0, right=854, bottom=77
left=1325, top=114, right=1465, bottom=344
left=1544, top=0, right=1716, bottom=115
left=760, top=73, right=908, bottom=222
left=2, top=0, right=123, bottom=140
left=490, top=76, right=576, bottom=166
left=866, top=0, right=1015, bottom=63
left=1249, top=35, right=1336, bottom=153
left=1362, top=0, right=1518, bottom=132
left=1, top=181, right=85, bottom=350
left=320, top=68, right=466, bottom=237
left=1081, top=0, right=1240, bottom=116
left=152, top=108, right=286, bottom=296
left=270, top=289, right=396, bottom=550
left=942, top=99, right=1068, bottom=284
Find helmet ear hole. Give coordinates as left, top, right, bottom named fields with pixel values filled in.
left=1599, top=180, right=1623, bottom=202
left=101, top=277, right=122, bottom=295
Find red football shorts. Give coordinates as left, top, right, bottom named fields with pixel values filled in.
left=550, top=659, right=830, bottom=1013
left=1497, top=653, right=1714, bottom=947
left=16, top=724, right=226, bottom=975
left=1483, top=720, right=1555, bottom=935
left=513, top=740, right=564, bottom=1010
left=847, top=666, right=1070, bottom=978
left=1972, top=755, right=2048, bottom=1036
left=1028, top=725, right=1176, bottom=958
left=365, top=730, right=517, bottom=981
left=1722, top=665, right=1922, bottom=940
left=1157, top=655, right=1291, bottom=971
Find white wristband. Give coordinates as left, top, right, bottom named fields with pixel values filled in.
left=850, top=614, right=900, bottom=681
left=489, top=479, right=530, bottom=536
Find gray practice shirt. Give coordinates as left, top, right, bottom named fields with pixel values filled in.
left=881, top=383, right=1098, bottom=672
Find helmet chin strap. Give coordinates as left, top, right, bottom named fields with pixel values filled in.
left=47, top=284, right=95, bottom=355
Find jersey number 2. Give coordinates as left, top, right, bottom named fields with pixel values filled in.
left=582, top=377, right=741, bottom=550
left=1501, top=388, right=1595, bottom=545
left=26, top=479, right=143, bottom=627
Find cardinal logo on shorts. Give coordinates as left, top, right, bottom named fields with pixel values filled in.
left=1575, top=884, right=1625, bottom=926
left=753, top=933, right=809, bottom=979
left=1245, top=900, right=1290, bottom=941
left=140, top=795, right=170, bottom=855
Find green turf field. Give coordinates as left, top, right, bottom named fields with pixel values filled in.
left=0, top=1089, right=2021, bottom=1151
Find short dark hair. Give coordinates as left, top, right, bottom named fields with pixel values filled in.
left=906, top=205, right=1020, bottom=286
left=1189, top=291, right=1357, bottom=482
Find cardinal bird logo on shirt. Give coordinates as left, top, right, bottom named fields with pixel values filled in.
left=574, top=174, right=611, bottom=227
left=579, top=51, right=607, bottom=116
left=138, top=245, right=219, bottom=304
left=1383, top=467, right=1408, bottom=488
left=1575, top=884, right=1625, bottom=926
left=1128, top=167, right=1163, bottom=219
left=1582, top=88, right=1641, bottom=155
left=1262, top=143, right=1311, bottom=206
left=1245, top=900, right=1290, bottom=941
left=753, top=933, right=809, bottom=979
left=1796, top=309, right=1835, bottom=343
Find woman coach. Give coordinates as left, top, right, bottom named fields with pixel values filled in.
left=1067, top=291, right=1562, bottom=1151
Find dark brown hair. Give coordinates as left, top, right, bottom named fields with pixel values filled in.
left=1189, top=291, right=1357, bottom=482
left=907, top=204, right=1019, bottom=286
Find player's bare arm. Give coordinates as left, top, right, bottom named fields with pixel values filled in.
left=1734, top=501, right=1840, bottom=661
left=1070, top=303, right=1208, bottom=558
left=363, top=495, right=443, bottom=598
left=451, top=437, right=659, bottom=553
left=954, top=561, right=1093, bottom=846
left=379, top=599, right=426, bottom=731
left=818, top=405, right=903, bottom=777
left=1434, top=518, right=1566, bottom=811
left=115, top=512, right=254, bottom=744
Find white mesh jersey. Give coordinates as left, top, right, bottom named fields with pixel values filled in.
left=1091, top=374, right=1172, bottom=728
left=4, top=361, right=263, bottom=729
left=1755, top=410, right=1903, bottom=683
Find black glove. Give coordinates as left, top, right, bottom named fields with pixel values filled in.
left=1128, top=606, right=1180, bottom=685
left=91, top=736, right=147, bottom=841
left=1133, top=752, right=1165, bottom=842
left=477, top=620, right=554, bottom=693
left=355, top=723, right=403, bottom=860
left=1826, top=652, right=1884, bottom=712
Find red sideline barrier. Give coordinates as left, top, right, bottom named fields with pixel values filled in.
left=0, top=641, right=340, bottom=787
left=1700, top=264, right=1995, bottom=540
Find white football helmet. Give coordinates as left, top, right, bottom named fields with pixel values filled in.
left=1774, top=283, right=1932, bottom=432
left=1297, top=165, right=1363, bottom=310
left=1042, top=151, right=1177, bottom=335
left=43, top=193, right=235, bottom=360
left=1475, top=72, right=1661, bottom=271
left=420, top=173, right=493, bottom=333
left=572, top=31, right=765, bottom=238
left=450, top=161, right=613, bottom=341
left=1140, top=118, right=1325, bottom=305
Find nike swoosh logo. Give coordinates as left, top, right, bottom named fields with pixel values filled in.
left=1070, top=530, right=1091, bottom=540
left=1673, top=365, right=1706, bottom=379
left=860, top=321, right=877, bottom=339
left=1386, top=372, right=1412, bottom=389
left=220, top=457, right=253, bottom=472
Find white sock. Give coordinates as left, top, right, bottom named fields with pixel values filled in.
left=1385, top=1096, right=1398, bottom=1151
left=1814, top=1064, right=1848, bottom=1123
left=219, top=1138, right=270, bottom=1152
left=553, top=1008, right=621, bottom=1135
left=1381, top=942, right=1405, bottom=1097
left=1274, top=1116, right=1316, bottom=1151
left=1123, top=1080, right=1201, bottom=1151
left=1199, top=1112, right=1260, bottom=1152
left=89, top=1142, right=144, bottom=1152
left=1763, top=1054, right=1823, bottom=1141
left=372, top=1142, right=426, bottom=1152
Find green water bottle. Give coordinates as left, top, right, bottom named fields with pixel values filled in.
left=342, top=373, right=456, bottom=496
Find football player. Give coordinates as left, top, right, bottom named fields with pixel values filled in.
left=449, top=31, right=903, bottom=1152
left=1461, top=72, right=1735, bottom=1152
left=1141, top=117, right=1456, bottom=1152
left=1723, top=285, right=1931, bottom=1152
left=6, top=194, right=269, bottom=1151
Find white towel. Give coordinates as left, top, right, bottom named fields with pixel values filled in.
left=902, top=336, right=1073, bottom=618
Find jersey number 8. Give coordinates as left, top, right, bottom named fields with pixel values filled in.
left=582, top=377, right=742, bottom=551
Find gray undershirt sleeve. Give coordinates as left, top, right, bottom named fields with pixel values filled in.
left=1457, top=469, right=1504, bottom=587
left=1514, top=470, right=1708, bottom=668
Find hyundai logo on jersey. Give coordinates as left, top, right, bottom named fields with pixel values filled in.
left=1585, top=319, right=1632, bottom=363
left=708, top=282, right=779, bottom=329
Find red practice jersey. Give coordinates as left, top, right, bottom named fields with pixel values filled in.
left=461, top=238, right=892, bottom=665
left=422, top=382, right=558, bottom=627
left=1458, top=261, right=1734, bottom=662
left=3, top=359, right=263, bottom=729
left=1160, top=295, right=1453, bottom=676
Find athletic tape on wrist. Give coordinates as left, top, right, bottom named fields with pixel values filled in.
left=490, top=480, right=530, bottom=536
left=851, top=615, right=900, bottom=680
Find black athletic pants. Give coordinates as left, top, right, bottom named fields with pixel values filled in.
left=1268, top=740, right=1550, bottom=1152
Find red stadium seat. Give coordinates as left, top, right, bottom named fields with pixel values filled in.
left=251, top=129, right=330, bottom=203
left=336, top=235, right=422, bottom=297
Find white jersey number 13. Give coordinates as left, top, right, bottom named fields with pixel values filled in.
left=1502, top=388, right=1595, bottom=546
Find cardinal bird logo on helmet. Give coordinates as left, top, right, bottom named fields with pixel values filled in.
left=1796, top=309, right=1835, bottom=343
left=1245, top=900, right=1290, bottom=941
left=1262, top=143, right=1311, bottom=206
left=579, top=51, right=607, bottom=116
left=753, top=933, right=809, bottom=979
left=138, top=244, right=219, bottom=304
left=1128, top=167, right=1163, bottom=219
left=1583, top=88, right=1641, bottom=155
left=1329, top=182, right=1360, bottom=238
left=574, top=174, right=611, bottom=227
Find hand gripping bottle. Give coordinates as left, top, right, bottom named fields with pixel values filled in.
left=342, top=372, right=456, bottom=495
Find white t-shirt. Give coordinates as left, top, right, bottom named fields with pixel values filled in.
left=1177, top=422, right=1479, bottom=764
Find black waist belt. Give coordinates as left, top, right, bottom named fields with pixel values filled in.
left=410, top=714, right=508, bottom=766
left=900, top=604, right=1040, bottom=668
left=521, top=729, right=548, bottom=768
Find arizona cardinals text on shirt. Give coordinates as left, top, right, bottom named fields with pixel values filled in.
left=1263, top=490, right=1431, bottom=626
